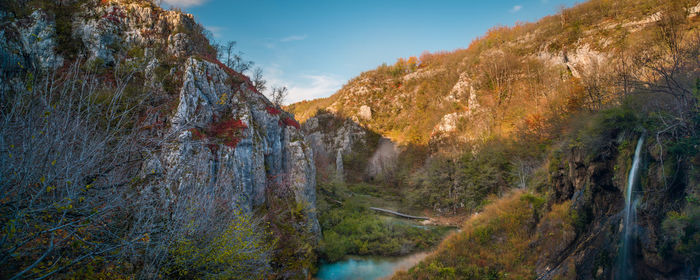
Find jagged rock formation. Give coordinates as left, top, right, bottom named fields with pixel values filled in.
left=149, top=56, right=319, bottom=232
left=0, top=0, right=319, bottom=277
left=302, top=111, right=370, bottom=181
left=301, top=110, right=400, bottom=183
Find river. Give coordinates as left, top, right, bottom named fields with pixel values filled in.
left=315, top=252, right=429, bottom=280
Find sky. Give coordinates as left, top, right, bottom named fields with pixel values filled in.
left=162, top=0, right=581, bottom=104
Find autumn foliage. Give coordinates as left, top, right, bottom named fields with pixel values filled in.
left=200, top=54, right=260, bottom=94
left=190, top=117, right=248, bottom=148
left=265, top=106, right=282, bottom=115
left=280, top=117, right=301, bottom=129
left=102, top=7, right=125, bottom=24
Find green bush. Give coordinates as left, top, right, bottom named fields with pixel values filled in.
left=318, top=197, right=450, bottom=262
left=578, top=106, right=639, bottom=154
left=661, top=194, right=700, bottom=266
left=166, top=213, right=273, bottom=280
left=408, top=140, right=516, bottom=213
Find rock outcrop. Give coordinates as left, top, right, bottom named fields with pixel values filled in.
left=542, top=135, right=696, bottom=279
left=302, top=111, right=397, bottom=183
left=0, top=0, right=320, bottom=275
left=303, top=112, right=368, bottom=181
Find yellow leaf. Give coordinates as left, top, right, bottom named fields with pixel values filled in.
left=51, top=160, right=56, bottom=166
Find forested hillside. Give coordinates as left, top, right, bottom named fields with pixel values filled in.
left=291, top=0, right=700, bottom=278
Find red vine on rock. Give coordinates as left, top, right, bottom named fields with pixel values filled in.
left=189, top=117, right=248, bottom=148
left=102, top=7, right=126, bottom=24
left=280, top=117, right=300, bottom=129
left=265, top=106, right=281, bottom=115
left=200, top=54, right=262, bottom=95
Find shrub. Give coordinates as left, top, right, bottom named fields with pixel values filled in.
left=318, top=196, right=450, bottom=262
left=281, top=117, right=301, bottom=129
left=401, top=191, right=540, bottom=280
left=265, top=106, right=281, bottom=115
left=661, top=194, right=700, bottom=266
left=166, top=213, right=273, bottom=279
left=189, top=117, right=247, bottom=148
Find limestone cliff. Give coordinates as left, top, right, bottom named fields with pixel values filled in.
left=0, top=0, right=319, bottom=277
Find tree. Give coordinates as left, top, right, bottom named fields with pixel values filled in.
left=270, top=86, right=288, bottom=107
left=407, top=56, right=419, bottom=71
left=630, top=1, right=699, bottom=134
left=252, top=67, right=267, bottom=93
left=1, top=60, right=144, bottom=279
left=216, top=41, right=254, bottom=73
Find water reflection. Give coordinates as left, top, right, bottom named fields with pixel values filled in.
left=316, top=252, right=428, bottom=280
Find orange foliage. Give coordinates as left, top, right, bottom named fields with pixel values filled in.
left=524, top=113, right=549, bottom=140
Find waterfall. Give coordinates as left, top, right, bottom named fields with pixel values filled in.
left=617, top=135, right=644, bottom=279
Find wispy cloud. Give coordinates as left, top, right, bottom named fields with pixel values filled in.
left=280, top=35, right=308, bottom=42
left=162, top=0, right=208, bottom=8
left=205, top=26, right=224, bottom=38
left=263, top=35, right=308, bottom=49
left=510, top=5, right=523, bottom=13
left=286, top=75, right=343, bottom=104
left=262, top=65, right=343, bottom=105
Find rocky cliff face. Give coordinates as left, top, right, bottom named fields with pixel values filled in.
left=302, top=111, right=399, bottom=183
left=302, top=112, right=369, bottom=181
left=149, top=56, right=319, bottom=232
left=543, top=133, right=697, bottom=279
left=0, top=0, right=319, bottom=276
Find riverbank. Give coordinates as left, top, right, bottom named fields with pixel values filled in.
left=316, top=252, right=430, bottom=280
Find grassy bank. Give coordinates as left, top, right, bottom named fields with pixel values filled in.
left=317, top=182, right=452, bottom=262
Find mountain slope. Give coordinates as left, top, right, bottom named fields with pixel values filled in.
left=290, top=0, right=700, bottom=279
left=289, top=0, right=700, bottom=146
left=0, top=0, right=318, bottom=278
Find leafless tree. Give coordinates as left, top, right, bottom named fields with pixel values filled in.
left=0, top=58, right=272, bottom=279
left=217, top=41, right=254, bottom=74
left=629, top=3, right=699, bottom=134
left=270, top=86, right=288, bottom=107
left=0, top=59, right=145, bottom=279
left=252, top=67, right=267, bottom=93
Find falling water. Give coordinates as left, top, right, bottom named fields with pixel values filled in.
left=617, top=135, right=644, bottom=280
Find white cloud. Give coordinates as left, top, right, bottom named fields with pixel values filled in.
left=161, top=0, right=207, bottom=8
left=510, top=5, right=523, bottom=13
left=286, top=75, right=343, bottom=104
left=205, top=26, right=224, bottom=38
left=280, top=35, right=308, bottom=42
left=262, top=65, right=342, bottom=105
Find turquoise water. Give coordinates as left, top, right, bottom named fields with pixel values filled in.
left=316, top=252, right=428, bottom=280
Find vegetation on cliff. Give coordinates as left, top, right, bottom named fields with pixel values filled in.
left=390, top=0, right=700, bottom=277
left=0, top=0, right=313, bottom=279
left=293, top=0, right=700, bottom=278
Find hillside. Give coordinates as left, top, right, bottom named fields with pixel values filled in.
left=1, top=0, right=699, bottom=279
left=0, top=0, right=318, bottom=278
left=291, top=0, right=700, bottom=279
left=289, top=0, right=700, bottom=146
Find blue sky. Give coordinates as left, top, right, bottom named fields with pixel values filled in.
left=163, top=0, right=580, bottom=104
